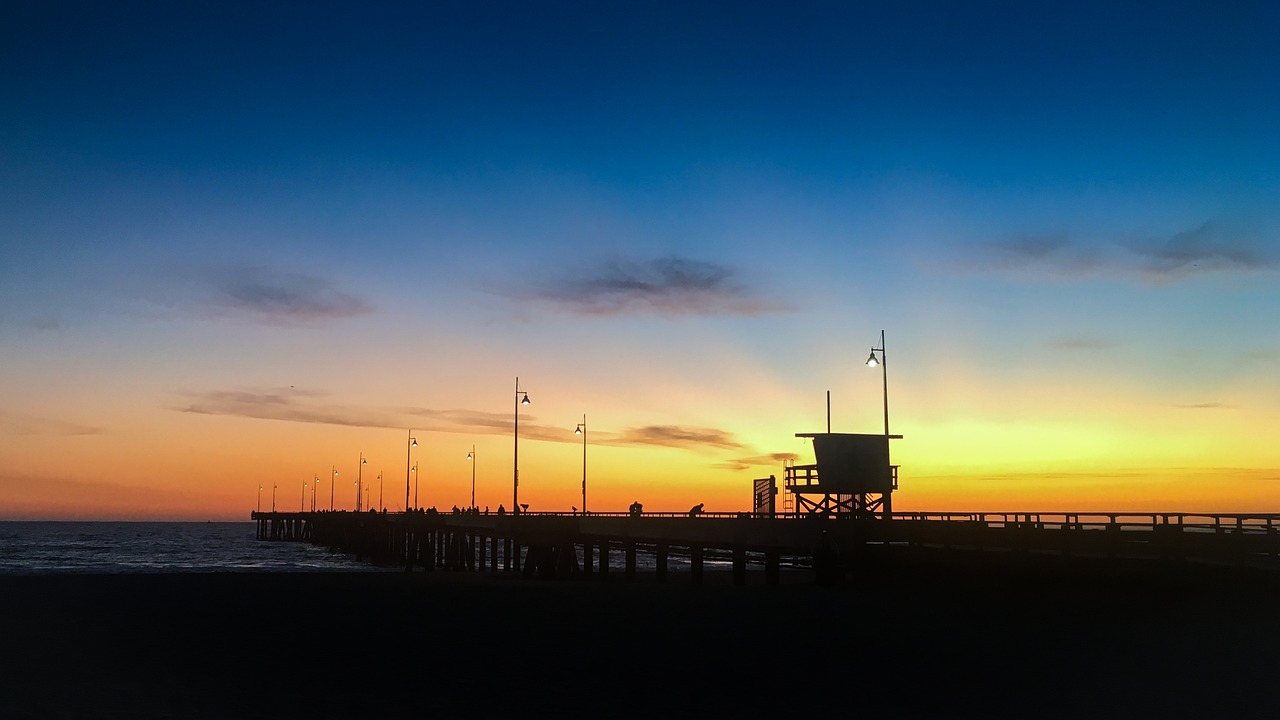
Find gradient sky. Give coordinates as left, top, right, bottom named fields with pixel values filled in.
left=2, top=1, right=1277, bottom=520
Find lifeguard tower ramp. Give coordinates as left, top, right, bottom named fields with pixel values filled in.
left=785, top=433, right=899, bottom=519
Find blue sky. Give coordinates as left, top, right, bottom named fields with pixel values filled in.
left=2, top=1, right=1278, bottom=518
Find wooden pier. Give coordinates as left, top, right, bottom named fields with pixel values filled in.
left=252, top=509, right=1280, bottom=581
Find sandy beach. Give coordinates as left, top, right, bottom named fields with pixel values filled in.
left=3, top=549, right=1279, bottom=719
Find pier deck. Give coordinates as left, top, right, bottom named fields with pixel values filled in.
left=252, top=510, right=1280, bottom=581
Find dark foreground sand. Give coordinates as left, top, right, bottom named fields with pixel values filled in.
left=3, top=549, right=1279, bottom=719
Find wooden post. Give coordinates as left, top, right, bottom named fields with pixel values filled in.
left=765, top=549, right=779, bottom=585
left=732, top=547, right=746, bottom=585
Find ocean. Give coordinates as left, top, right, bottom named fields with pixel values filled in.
left=0, top=521, right=785, bottom=575
left=0, top=521, right=382, bottom=574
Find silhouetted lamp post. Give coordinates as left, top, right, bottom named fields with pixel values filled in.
left=866, top=329, right=890, bottom=436
left=574, top=415, right=587, bottom=513
left=411, top=463, right=418, bottom=510
left=272, top=483, right=277, bottom=513
left=311, top=476, right=318, bottom=512
left=356, top=453, right=367, bottom=511
left=330, top=466, right=338, bottom=511
left=377, top=471, right=383, bottom=512
left=405, top=430, right=417, bottom=512
left=466, top=446, right=476, bottom=509
left=513, top=377, right=530, bottom=513
left=301, top=481, right=307, bottom=513
left=257, top=485, right=263, bottom=513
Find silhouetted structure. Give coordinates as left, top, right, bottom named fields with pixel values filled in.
left=785, top=432, right=901, bottom=519
left=753, top=475, right=777, bottom=516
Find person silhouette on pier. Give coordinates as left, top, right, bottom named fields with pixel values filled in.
left=629, top=501, right=643, bottom=517
left=497, top=504, right=505, bottom=516
left=688, top=503, right=704, bottom=517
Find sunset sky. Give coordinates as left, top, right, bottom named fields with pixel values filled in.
left=2, top=1, right=1277, bottom=520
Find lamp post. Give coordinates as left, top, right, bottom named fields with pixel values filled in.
left=404, top=430, right=417, bottom=513
left=272, top=483, right=277, bottom=513
left=378, top=471, right=383, bottom=512
left=301, top=481, right=307, bottom=513
left=411, top=463, right=418, bottom=510
left=466, top=446, right=476, bottom=509
left=865, top=330, right=889, bottom=436
left=330, top=466, right=337, bottom=511
left=574, top=415, right=587, bottom=514
left=257, top=485, right=262, bottom=513
left=356, top=453, right=367, bottom=512
left=514, top=377, right=530, bottom=513
left=311, top=476, right=318, bottom=512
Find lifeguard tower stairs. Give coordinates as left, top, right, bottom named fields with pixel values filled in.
left=785, top=432, right=900, bottom=520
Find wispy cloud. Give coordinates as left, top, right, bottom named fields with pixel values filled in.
left=1126, top=221, right=1274, bottom=280
left=512, top=256, right=785, bottom=317
left=603, top=425, right=744, bottom=451
left=183, top=265, right=374, bottom=324
left=1173, top=402, right=1229, bottom=409
left=176, top=388, right=403, bottom=428
left=177, top=391, right=751, bottom=454
left=714, top=452, right=800, bottom=471
left=0, top=413, right=103, bottom=436
left=406, top=408, right=577, bottom=443
left=1048, top=336, right=1120, bottom=351
left=967, top=220, right=1276, bottom=285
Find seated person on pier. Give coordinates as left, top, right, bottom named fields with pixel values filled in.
left=688, top=503, right=704, bottom=517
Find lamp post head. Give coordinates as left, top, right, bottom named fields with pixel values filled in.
left=411, top=438, right=417, bottom=447
left=467, top=452, right=473, bottom=460
left=866, top=351, right=879, bottom=367
left=520, top=393, right=530, bottom=405
left=574, top=426, right=582, bottom=435
left=361, top=458, right=367, bottom=465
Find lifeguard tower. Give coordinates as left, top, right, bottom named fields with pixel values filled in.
left=784, top=432, right=900, bottom=519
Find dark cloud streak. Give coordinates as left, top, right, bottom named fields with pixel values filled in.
left=970, top=220, right=1276, bottom=284
left=174, top=265, right=374, bottom=325
left=515, top=256, right=784, bottom=317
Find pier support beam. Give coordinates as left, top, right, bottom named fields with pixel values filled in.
left=732, top=547, right=746, bottom=586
